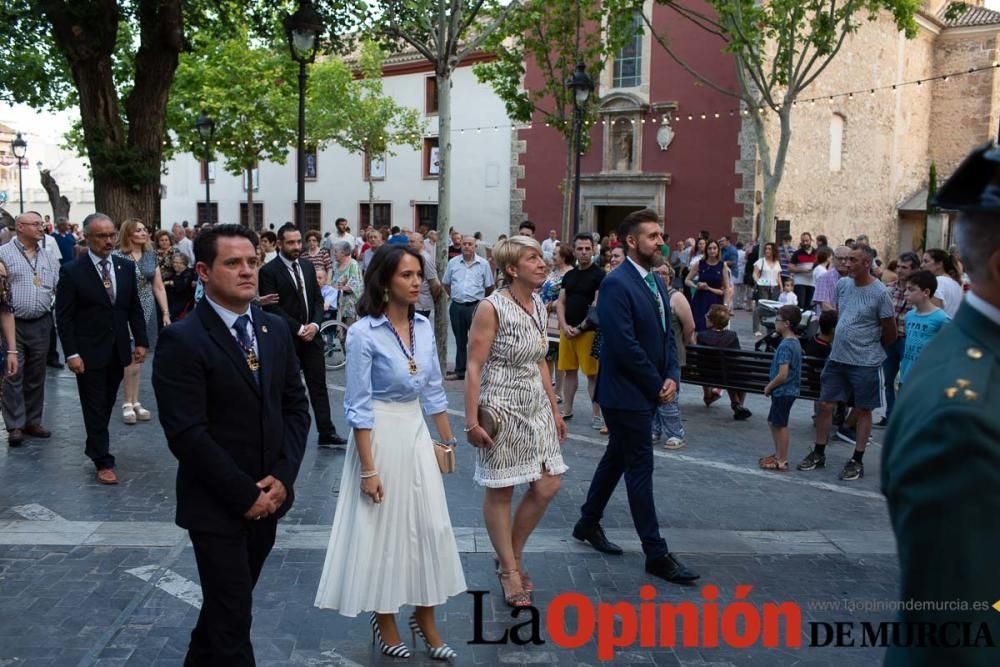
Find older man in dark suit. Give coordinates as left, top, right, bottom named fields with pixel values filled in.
left=258, top=222, right=345, bottom=446
left=56, top=213, right=147, bottom=485
left=572, top=208, right=699, bottom=585
left=153, top=225, right=310, bottom=665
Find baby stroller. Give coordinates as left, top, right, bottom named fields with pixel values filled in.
left=754, top=300, right=819, bottom=352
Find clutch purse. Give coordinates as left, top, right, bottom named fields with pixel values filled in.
left=434, top=441, right=457, bottom=474
left=477, top=405, right=501, bottom=440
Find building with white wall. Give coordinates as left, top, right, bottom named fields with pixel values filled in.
left=161, top=55, right=514, bottom=242
left=0, top=106, right=95, bottom=223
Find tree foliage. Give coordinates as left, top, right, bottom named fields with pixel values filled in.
left=0, top=0, right=367, bottom=227
left=638, top=0, right=919, bottom=241
left=169, top=33, right=299, bottom=177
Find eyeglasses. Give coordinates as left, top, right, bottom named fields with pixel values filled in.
left=90, top=232, right=117, bottom=241
left=19, top=221, right=43, bottom=228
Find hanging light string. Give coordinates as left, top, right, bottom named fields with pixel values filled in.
left=670, top=60, right=1000, bottom=122
left=180, top=60, right=999, bottom=149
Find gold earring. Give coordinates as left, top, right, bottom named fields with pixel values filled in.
left=383, top=289, right=389, bottom=304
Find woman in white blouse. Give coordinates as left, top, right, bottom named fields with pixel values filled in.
left=315, top=245, right=465, bottom=661
left=752, top=242, right=783, bottom=335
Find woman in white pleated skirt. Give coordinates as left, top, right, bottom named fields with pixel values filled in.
left=315, top=245, right=465, bottom=661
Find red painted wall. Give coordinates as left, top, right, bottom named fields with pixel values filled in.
left=517, top=2, right=744, bottom=244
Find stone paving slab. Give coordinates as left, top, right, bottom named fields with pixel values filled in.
left=0, top=311, right=905, bottom=666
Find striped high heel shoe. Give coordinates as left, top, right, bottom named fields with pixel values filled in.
left=370, top=612, right=411, bottom=659
left=408, top=614, right=457, bottom=662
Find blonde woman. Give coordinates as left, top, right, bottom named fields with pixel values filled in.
left=113, top=219, right=169, bottom=424
left=465, top=235, right=568, bottom=608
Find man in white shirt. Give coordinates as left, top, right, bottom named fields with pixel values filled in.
left=541, top=229, right=559, bottom=258
left=172, top=223, right=195, bottom=265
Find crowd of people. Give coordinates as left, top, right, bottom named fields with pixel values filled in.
left=0, top=163, right=989, bottom=664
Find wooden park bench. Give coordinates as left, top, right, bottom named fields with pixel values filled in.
left=680, top=344, right=825, bottom=401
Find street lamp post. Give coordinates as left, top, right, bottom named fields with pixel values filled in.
left=11, top=132, right=27, bottom=214
left=284, top=0, right=324, bottom=234
left=195, top=112, right=215, bottom=225
left=566, top=62, right=594, bottom=239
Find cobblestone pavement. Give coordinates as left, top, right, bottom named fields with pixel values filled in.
left=0, top=312, right=903, bottom=666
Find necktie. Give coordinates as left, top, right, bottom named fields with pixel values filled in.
left=644, top=273, right=666, bottom=332
left=99, top=259, right=115, bottom=303
left=232, top=314, right=260, bottom=384
left=292, top=261, right=307, bottom=321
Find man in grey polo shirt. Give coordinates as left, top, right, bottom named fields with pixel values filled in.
left=798, top=243, right=896, bottom=481
left=0, top=211, right=60, bottom=446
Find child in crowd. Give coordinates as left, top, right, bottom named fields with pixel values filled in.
left=778, top=277, right=798, bottom=306
left=697, top=304, right=752, bottom=420
left=802, top=309, right=837, bottom=359
left=899, top=270, right=950, bottom=393
left=760, top=305, right=803, bottom=471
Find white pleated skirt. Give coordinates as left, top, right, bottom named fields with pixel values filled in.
left=314, top=399, right=467, bottom=617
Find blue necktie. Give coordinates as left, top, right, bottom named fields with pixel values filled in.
left=232, top=314, right=259, bottom=384
left=644, top=273, right=666, bottom=332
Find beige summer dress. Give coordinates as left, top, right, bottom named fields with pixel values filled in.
left=474, top=291, right=568, bottom=487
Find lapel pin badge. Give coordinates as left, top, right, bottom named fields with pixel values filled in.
left=261, top=325, right=268, bottom=333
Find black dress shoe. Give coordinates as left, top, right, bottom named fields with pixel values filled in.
left=572, top=520, right=623, bottom=555
left=7, top=428, right=24, bottom=447
left=318, top=432, right=348, bottom=447
left=645, top=553, right=700, bottom=584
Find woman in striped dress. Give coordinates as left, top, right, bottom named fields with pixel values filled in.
left=464, top=235, right=568, bottom=608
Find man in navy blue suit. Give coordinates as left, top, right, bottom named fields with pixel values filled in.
left=572, top=209, right=700, bottom=585
left=153, top=225, right=310, bottom=665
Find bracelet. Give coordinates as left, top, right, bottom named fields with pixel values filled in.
left=462, top=424, right=479, bottom=433
left=5, top=351, right=16, bottom=356
left=360, top=470, right=378, bottom=479
left=440, top=437, right=458, bottom=446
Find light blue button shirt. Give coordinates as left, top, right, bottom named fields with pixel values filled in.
left=441, top=254, right=494, bottom=303
left=343, top=313, right=448, bottom=429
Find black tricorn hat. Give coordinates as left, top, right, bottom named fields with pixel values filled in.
left=932, top=142, right=1000, bottom=212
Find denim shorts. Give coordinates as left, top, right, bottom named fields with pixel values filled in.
left=768, top=395, right=796, bottom=428
left=819, top=360, right=881, bottom=410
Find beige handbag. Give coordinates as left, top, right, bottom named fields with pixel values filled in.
left=434, top=441, right=457, bottom=474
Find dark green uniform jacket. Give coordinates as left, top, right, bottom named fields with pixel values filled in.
left=882, top=301, right=1000, bottom=665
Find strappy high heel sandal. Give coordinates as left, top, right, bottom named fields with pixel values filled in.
left=496, top=568, right=531, bottom=608
left=408, top=614, right=457, bottom=661
left=494, top=556, right=534, bottom=592
left=370, top=612, right=411, bottom=659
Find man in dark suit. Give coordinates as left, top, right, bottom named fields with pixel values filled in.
left=258, top=223, right=345, bottom=446
left=572, top=209, right=700, bottom=585
left=56, top=213, right=148, bottom=485
left=153, top=225, right=310, bottom=665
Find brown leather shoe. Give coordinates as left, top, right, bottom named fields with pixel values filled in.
left=24, top=424, right=51, bottom=438
left=7, top=428, right=23, bottom=447
left=96, top=468, right=118, bottom=485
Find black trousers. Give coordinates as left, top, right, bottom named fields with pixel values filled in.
left=295, top=337, right=335, bottom=436
left=186, top=519, right=277, bottom=667
left=449, top=301, right=478, bottom=375
left=579, top=406, right=669, bottom=560
left=794, top=284, right=815, bottom=309
left=76, top=355, right=125, bottom=470
left=47, top=317, right=60, bottom=363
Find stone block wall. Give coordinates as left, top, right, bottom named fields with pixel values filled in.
left=761, top=12, right=939, bottom=258
left=929, top=32, right=1000, bottom=177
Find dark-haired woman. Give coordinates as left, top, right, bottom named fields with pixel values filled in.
left=315, top=245, right=464, bottom=662
left=687, top=239, right=729, bottom=333
left=921, top=248, right=963, bottom=317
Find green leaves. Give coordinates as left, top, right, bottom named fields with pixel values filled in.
left=168, top=31, right=300, bottom=175
left=308, top=41, right=426, bottom=158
